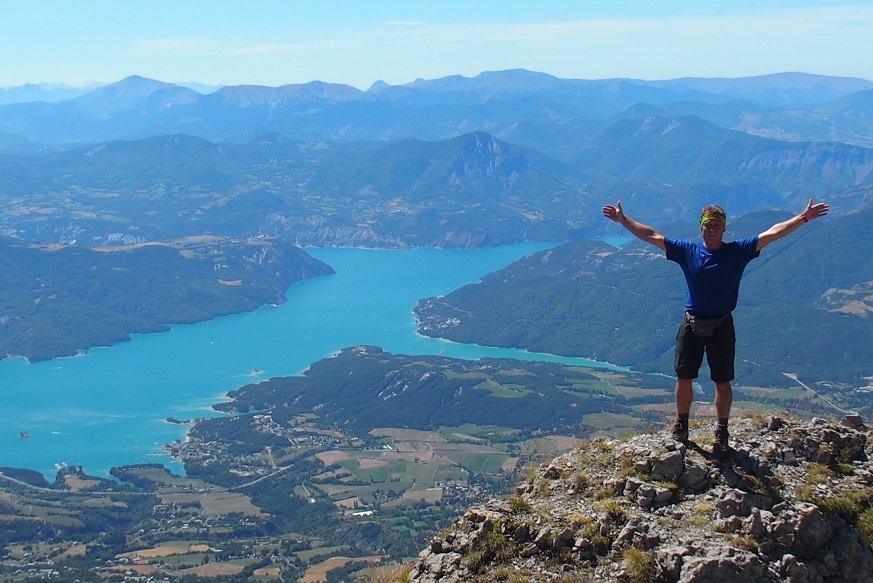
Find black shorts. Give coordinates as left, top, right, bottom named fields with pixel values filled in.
left=674, top=312, right=735, bottom=383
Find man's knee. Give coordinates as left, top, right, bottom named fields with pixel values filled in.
left=714, top=382, right=732, bottom=394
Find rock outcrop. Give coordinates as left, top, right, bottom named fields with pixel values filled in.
left=407, top=415, right=873, bottom=582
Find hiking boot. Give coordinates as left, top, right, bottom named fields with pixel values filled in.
left=670, top=421, right=689, bottom=444
left=713, top=426, right=730, bottom=458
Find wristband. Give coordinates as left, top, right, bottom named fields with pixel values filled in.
left=801, top=215, right=809, bottom=223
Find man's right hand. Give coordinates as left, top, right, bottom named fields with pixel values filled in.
left=602, top=201, right=625, bottom=223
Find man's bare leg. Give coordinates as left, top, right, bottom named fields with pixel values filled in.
left=714, top=382, right=732, bottom=419
left=675, top=378, right=694, bottom=414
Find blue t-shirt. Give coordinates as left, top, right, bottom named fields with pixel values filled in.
left=664, top=237, right=760, bottom=318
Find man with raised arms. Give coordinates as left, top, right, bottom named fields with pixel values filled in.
left=602, top=200, right=829, bottom=457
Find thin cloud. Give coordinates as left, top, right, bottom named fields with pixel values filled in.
left=381, top=21, right=429, bottom=27
left=229, top=39, right=350, bottom=56
left=127, top=6, right=873, bottom=65
left=126, top=38, right=211, bottom=57
left=371, top=4, right=873, bottom=46
left=127, top=37, right=350, bottom=58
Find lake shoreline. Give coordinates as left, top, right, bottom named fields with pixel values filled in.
left=1, top=242, right=623, bottom=480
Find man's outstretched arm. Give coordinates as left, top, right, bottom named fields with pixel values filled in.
left=602, top=201, right=666, bottom=251
left=756, top=199, right=829, bottom=251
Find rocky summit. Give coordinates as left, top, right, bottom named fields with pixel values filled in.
left=407, top=415, right=873, bottom=583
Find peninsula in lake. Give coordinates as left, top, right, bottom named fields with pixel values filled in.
left=0, top=235, right=333, bottom=362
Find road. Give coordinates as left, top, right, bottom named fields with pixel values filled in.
left=783, top=372, right=848, bottom=414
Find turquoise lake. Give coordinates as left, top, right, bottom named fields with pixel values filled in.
left=0, top=243, right=625, bottom=479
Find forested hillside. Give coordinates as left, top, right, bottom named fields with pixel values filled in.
left=415, top=207, right=873, bottom=396
left=0, top=236, right=333, bottom=361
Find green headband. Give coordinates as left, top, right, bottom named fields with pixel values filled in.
left=700, top=213, right=726, bottom=229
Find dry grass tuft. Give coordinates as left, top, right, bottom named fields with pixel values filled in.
left=359, top=562, right=414, bottom=583
left=622, top=547, right=657, bottom=583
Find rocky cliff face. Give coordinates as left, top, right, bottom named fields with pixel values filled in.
left=408, top=415, right=873, bottom=583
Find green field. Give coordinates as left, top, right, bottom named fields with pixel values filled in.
left=295, top=545, right=349, bottom=562
left=336, top=455, right=441, bottom=484
left=436, top=424, right=522, bottom=441
left=474, top=379, right=531, bottom=398
left=581, top=412, right=643, bottom=431
left=443, top=452, right=510, bottom=473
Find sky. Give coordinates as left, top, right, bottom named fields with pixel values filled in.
left=3, top=0, right=873, bottom=90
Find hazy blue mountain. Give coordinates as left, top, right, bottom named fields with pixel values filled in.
left=0, top=133, right=247, bottom=202
left=0, top=77, right=202, bottom=144
left=616, top=99, right=772, bottom=136
left=2, top=124, right=871, bottom=248
left=311, top=131, right=586, bottom=198
left=1, top=70, right=872, bottom=250
left=71, top=75, right=202, bottom=114
left=0, top=82, right=92, bottom=105
left=0, top=80, right=213, bottom=106
left=175, top=81, right=219, bottom=94
left=732, top=88, right=873, bottom=147
left=0, top=131, right=595, bottom=248
left=366, top=69, right=710, bottom=111
left=570, top=115, right=873, bottom=192
left=210, top=80, right=364, bottom=106
left=3, top=70, right=873, bottom=146
left=639, top=72, right=873, bottom=108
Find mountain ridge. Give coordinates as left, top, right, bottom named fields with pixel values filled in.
left=3, top=70, right=873, bottom=147
left=3, top=126, right=870, bottom=249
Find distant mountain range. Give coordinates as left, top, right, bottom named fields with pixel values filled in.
left=2, top=70, right=873, bottom=147
left=2, top=70, right=873, bottom=249
left=2, top=125, right=870, bottom=248
left=3, top=70, right=871, bottom=106
left=0, top=79, right=219, bottom=105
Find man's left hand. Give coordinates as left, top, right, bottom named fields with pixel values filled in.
left=801, top=199, right=829, bottom=222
